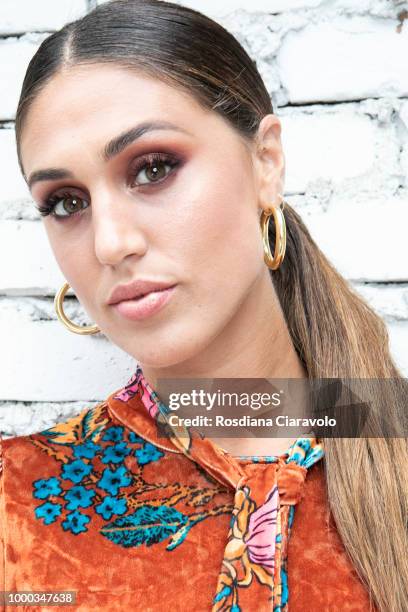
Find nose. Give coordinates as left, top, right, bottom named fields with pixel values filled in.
left=92, top=191, right=148, bottom=266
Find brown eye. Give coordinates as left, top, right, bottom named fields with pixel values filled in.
left=146, top=161, right=167, bottom=181
left=138, top=160, right=169, bottom=184
left=53, top=195, right=89, bottom=218
left=62, top=197, right=82, bottom=213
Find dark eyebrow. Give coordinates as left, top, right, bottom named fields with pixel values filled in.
left=28, top=168, right=74, bottom=190
left=27, top=120, right=191, bottom=189
left=102, top=120, right=191, bottom=161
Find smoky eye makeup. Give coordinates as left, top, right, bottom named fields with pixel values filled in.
left=34, top=148, right=185, bottom=220
left=128, top=150, right=183, bottom=187
left=36, top=191, right=89, bottom=219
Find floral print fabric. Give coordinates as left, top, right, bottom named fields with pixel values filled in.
left=0, top=364, right=375, bottom=611
left=112, top=365, right=325, bottom=611
left=29, top=410, right=226, bottom=551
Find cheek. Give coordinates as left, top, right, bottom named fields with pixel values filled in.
left=43, top=221, right=96, bottom=290
left=166, top=165, right=264, bottom=312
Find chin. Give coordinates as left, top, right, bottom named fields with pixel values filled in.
left=107, top=314, right=220, bottom=370
left=135, top=330, right=212, bottom=370
left=134, top=343, right=199, bottom=370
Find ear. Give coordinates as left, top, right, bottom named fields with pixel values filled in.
left=253, top=114, right=285, bottom=213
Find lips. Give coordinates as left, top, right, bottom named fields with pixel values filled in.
left=112, top=285, right=177, bottom=322
left=107, top=279, right=177, bottom=305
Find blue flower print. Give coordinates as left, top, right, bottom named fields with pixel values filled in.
left=102, top=426, right=124, bottom=442
left=287, top=438, right=312, bottom=465
left=35, top=501, right=62, bottom=525
left=61, top=459, right=93, bottom=484
left=213, top=586, right=232, bottom=603
left=33, top=477, right=62, bottom=500
left=288, top=505, right=295, bottom=529
left=102, top=441, right=132, bottom=464
left=287, top=451, right=303, bottom=464
left=281, top=567, right=289, bottom=606
left=135, top=443, right=164, bottom=466
left=73, top=440, right=102, bottom=459
left=65, top=486, right=96, bottom=510
left=98, top=465, right=132, bottom=496
left=62, top=510, right=91, bottom=534
left=128, top=432, right=145, bottom=444
left=303, top=446, right=324, bottom=469
left=296, top=439, right=311, bottom=452
left=95, top=495, right=128, bottom=520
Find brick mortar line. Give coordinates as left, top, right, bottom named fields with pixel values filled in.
left=1, top=283, right=407, bottom=298
left=2, top=97, right=408, bottom=127
left=0, top=31, right=54, bottom=39
left=0, top=8, right=405, bottom=42
left=277, top=97, right=393, bottom=109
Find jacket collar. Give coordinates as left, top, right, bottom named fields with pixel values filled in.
left=106, top=364, right=325, bottom=492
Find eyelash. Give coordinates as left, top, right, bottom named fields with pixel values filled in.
left=36, top=152, right=181, bottom=219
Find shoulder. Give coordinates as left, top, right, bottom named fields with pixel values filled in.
left=0, top=400, right=114, bottom=478
left=2, top=400, right=110, bottom=445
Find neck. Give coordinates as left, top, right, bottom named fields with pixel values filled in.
left=140, top=270, right=310, bottom=457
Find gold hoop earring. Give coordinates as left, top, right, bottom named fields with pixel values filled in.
left=260, top=196, right=287, bottom=270
left=54, top=282, right=100, bottom=335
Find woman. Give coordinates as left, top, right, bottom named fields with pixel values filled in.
left=1, top=0, right=407, bottom=610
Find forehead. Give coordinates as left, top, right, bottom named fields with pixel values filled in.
left=20, top=64, right=220, bottom=173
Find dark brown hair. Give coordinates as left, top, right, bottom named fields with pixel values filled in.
left=15, top=2, right=408, bottom=610
left=15, top=0, right=270, bottom=175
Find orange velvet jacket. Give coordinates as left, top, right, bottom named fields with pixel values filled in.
left=0, top=366, right=377, bottom=611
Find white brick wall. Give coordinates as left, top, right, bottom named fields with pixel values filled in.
left=0, top=1, right=87, bottom=34
left=0, top=35, right=48, bottom=120
left=277, top=18, right=408, bottom=102
left=1, top=0, right=408, bottom=437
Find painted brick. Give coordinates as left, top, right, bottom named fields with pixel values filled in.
left=0, top=400, right=99, bottom=439
left=0, top=35, right=47, bottom=120
left=352, top=283, right=408, bottom=322
left=0, top=221, right=63, bottom=291
left=396, top=99, right=408, bottom=182
left=279, top=102, right=399, bottom=194
left=302, top=194, right=408, bottom=282
left=0, top=0, right=87, bottom=35
left=387, top=321, right=408, bottom=377
left=97, top=0, right=399, bottom=17
left=167, top=0, right=324, bottom=17
left=277, top=18, right=408, bottom=103
left=330, top=0, right=407, bottom=16
left=0, top=298, right=136, bottom=401
left=0, top=127, right=30, bottom=203
left=97, top=0, right=324, bottom=11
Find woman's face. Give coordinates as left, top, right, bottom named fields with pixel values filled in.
left=20, top=64, right=283, bottom=367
